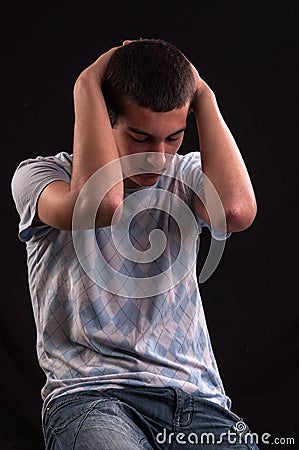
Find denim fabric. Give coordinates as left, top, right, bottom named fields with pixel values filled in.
left=43, top=387, right=259, bottom=450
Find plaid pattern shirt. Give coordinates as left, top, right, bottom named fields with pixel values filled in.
left=11, top=151, right=231, bottom=410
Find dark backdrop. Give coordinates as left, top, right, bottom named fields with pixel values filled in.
left=1, top=2, right=298, bottom=449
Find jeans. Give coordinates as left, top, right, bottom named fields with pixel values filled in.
left=43, top=387, right=260, bottom=449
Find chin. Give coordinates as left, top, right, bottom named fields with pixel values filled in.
left=137, top=174, right=160, bottom=186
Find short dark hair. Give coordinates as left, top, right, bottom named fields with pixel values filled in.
left=102, top=39, right=195, bottom=126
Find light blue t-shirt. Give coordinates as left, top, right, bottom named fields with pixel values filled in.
left=11, top=151, right=231, bottom=411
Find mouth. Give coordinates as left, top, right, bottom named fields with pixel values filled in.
left=124, top=173, right=161, bottom=188
left=138, top=173, right=160, bottom=183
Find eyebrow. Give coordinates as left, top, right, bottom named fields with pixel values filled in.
left=128, top=126, right=186, bottom=138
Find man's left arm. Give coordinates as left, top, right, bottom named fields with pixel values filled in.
left=191, top=68, right=257, bottom=233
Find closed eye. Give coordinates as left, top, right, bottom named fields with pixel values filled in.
left=128, top=127, right=185, bottom=143
left=131, top=135, right=150, bottom=143
left=131, top=135, right=180, bottom=143
left=166, top=135, right=180, bottom=142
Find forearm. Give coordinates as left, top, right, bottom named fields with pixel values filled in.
left=70, top=69, right=124, bottom=226
left=193, top=83, right=257, bottom=231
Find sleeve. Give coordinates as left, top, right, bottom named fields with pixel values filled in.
left=177, top=151, right=231, bottom=241
left=11, top=156, right=71, bottom=242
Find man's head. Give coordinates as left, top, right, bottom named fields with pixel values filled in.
left=102, top=39, right=195, bottom=126
left=103, top=39, right=195, bottom=187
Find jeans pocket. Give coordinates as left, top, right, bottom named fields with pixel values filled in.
left=44, top=394, right=115, bottom=433
left=44, top=395, right=122, bottom=449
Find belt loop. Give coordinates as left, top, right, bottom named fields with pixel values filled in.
left=173, top=388, right=183, bottom=429
left=173, top=388, right=194, bottom=429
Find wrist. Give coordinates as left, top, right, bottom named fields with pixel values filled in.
left=77, top=65, right=101, bottom=84
left=74, top=68, right=102, bottom=97
left=191, top=83, right=215, bottom=113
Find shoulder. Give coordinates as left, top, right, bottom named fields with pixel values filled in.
left=11, top=151, right=73, bottom=215
left=172, top=151, right=203, bottom=192
left=14, top=151, right=73, bottom=175
left=178, top=151, right=202, bottom=170
left=11, top=151, right=73, bottom=196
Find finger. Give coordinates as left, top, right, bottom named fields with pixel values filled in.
left=122, top=39, right=134, bottom=46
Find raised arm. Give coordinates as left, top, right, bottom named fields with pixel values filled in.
left=191, top=67, right=257, bottom=233
left=36, top=47, right=124, bottom=230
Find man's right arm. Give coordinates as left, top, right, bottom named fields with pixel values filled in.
left=36, top=47, right=124, bottom=230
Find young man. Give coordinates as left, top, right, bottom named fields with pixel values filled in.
left=12, top=39, right=258, bottom=449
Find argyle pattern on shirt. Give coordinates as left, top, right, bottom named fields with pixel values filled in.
left=11, top=151, right=231, bottom=410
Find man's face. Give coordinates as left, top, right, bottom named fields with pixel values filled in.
left=112, top=100, right=190, bottom=187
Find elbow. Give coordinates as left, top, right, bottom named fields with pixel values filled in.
left=225, top=201, right=257, bottom=233
left=72, top=194, right=123, bottom=230
left=95, top=196, right=123, bottom=228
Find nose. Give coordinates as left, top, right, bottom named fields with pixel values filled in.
left=146, top=150, right=167, bottom=170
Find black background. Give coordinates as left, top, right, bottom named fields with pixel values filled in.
left=1, top=1, right=298, bottom=449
